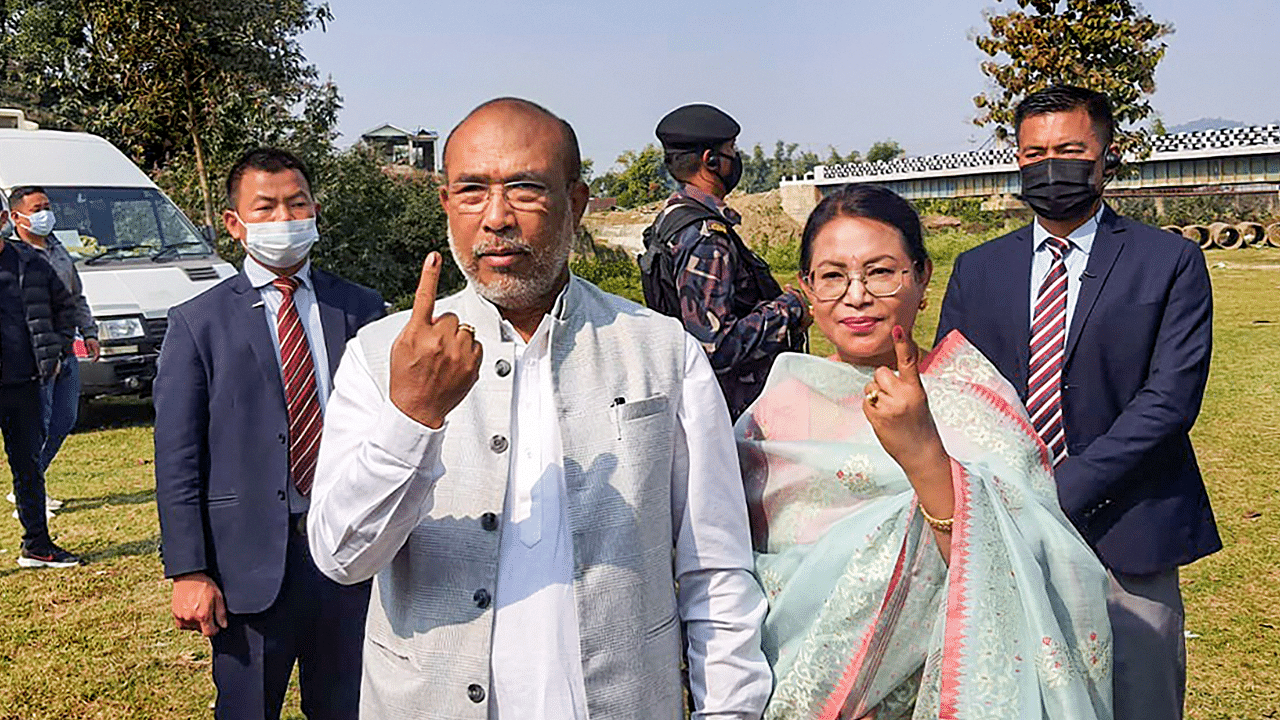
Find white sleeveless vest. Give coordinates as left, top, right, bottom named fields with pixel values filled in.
left=356, top=277, right=689, bottom=720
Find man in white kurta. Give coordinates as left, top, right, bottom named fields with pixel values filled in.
left=307, top=98, right=771, bottom=720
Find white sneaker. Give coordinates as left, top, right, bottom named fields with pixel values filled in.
left=12, top=508, right=56, bottom=521
left=5, top=493, right=62, bottom=510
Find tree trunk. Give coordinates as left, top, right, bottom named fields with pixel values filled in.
left=190, top=122, right=214, bottom=229
left=184, top=81, right=215, bottom=230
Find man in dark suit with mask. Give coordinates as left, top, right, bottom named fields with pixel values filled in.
left=936, top=85, right=1220, bottom=720
left=639, top=103, right=810, bottom=419
left=154, top=147, right=384, bottom=719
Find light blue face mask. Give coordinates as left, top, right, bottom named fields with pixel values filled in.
left=235, top=214, right=319, bottom=268
left=17, top=208, right=56, bottom=237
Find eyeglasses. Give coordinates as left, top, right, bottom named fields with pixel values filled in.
left=447, top=180, right=556, bottom=214
left=804, top=267, right=912, bottom=301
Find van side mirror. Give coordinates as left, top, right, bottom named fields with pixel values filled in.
left=199, top=225, right=216, bottom=244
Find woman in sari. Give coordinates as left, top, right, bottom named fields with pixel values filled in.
left=739, top=184, right=1112, bottom=720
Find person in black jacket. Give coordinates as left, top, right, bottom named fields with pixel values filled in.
left=0, top=195, right=81, bottom=568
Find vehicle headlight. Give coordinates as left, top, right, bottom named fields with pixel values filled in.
left=97, top=317, right=146, bottom=340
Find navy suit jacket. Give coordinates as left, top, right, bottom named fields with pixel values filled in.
left=936, top=207, right=1221, bottom=575
left=154, top=267, right=384, bottom=614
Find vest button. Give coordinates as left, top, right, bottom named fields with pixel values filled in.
left=277, top=490, right=286, bottom=501
left=480, top=512, right=499, bottom=531
left=277, top=433, right=286, bottom=444
left=467, top=683, right=485, bottom=703
left=473, top=588, right=491, bottom=609
left=490, top=435, right=508, bottom=453
left=495, top=359, right=512, bottom=377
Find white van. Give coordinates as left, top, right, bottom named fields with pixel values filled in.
left=0, top=108, right=237, bottom=397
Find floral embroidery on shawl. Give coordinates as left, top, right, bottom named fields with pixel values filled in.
left=738, top=332, right=1113, bottom=720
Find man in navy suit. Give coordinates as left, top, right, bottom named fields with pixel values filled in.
left=937, top=86, right=1220, bottom=720
left=155, top=148, right=384, bottom=719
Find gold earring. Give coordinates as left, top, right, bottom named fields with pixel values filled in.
left=919, top=297, right=929, bottom=310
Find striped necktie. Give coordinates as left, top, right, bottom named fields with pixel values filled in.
left=272, top=276, right=321, bottom=495
left=1027, top=236, right=1071, bottom=466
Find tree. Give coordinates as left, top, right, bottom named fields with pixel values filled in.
left=588, top=172, right=616, bottom=199
left=824, top=145, right=862, bottom=166
left=0, top=1, right=457, bottom=307
left=593, top=139, right=857, bottom=198
left=594, top=144, right=671, bottom=209
left=738, top=144, right=774, bottom=193
left=0, top=0, right=333, bottom=228
left=310, top=149, right=458, bottom=309
left=865, top=140, right=904, bottom=164
left=767, top=141, right=821, bottom=187
left=972, top=0, right=1173, bottom=155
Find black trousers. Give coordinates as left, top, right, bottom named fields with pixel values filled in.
left=1, top=381, right=50, bottom=549
left=210, top=521, right=371, bottom=720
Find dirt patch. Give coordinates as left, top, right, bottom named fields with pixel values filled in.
left=580, top=188, right=800, bottom=255
left=922, top=214, right=963, bottom=230
left=732, top=189, right=803, bottom=249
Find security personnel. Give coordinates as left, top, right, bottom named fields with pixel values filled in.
left=639, top=103, right=809, bottom=419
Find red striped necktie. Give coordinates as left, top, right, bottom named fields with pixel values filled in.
left=272, top=276, right=321, bottom=495
left=1027, top=236, right=1071, bottom=466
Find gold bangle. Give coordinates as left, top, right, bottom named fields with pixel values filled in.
left=919, top=503, right=954, bottom=533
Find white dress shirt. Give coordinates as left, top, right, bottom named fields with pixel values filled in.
left=1029, top=204, right=1104, bottom=338
left=308, top=293, right=771, bottom=719
left=243, top=255, right=331, bottom=512
left=488, top=310, right=590, bottom=719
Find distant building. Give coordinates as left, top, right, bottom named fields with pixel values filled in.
left=587, top=197, right=617, bottom=213
left=359, top=123, right=439, bottom=172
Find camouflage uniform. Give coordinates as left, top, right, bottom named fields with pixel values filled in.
left=661, top=184, right=806, bottom=419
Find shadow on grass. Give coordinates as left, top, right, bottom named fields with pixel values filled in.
left=57, top=489, right=156, bottom=515
left=80, top=533, right=162, bottom=564
left=76, top=396, right=155, bottom=431
left=0, top=533, right=162, bottom=579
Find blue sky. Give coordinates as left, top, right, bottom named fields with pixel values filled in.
left=300, top=0, right=1280, bottom=173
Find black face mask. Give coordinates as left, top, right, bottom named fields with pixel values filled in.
left=1017, top=157, right=1102, bottom=221
left=716, top=151, right=743, bottom=194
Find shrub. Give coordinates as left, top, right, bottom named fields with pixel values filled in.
left=1110, top=195, right=1279, bottom=226
left=912, top=198, right=996, bottom=226
left=311, top=151, right=457, bottom=310
left=757, top=234, right=802, bottom=276
left=570, top=256, right=644, bottom=304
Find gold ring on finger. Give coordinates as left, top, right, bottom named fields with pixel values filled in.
left=865, top=389, right=880, bottom=406
left=458, top=323, right=475, bottom=335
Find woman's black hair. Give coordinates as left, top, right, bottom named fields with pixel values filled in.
left=799, top=183, right=929, bottom=276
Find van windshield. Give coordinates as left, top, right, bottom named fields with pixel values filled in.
left=42, top=187, right=213, bottom=261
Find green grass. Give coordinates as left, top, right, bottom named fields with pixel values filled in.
left=0, top=402, right=307, bottom=719
left=1, top=245, right=1277, bottom=719
left=1177, top=251, right=1280, bottom=719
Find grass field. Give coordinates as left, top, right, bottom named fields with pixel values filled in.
left=0, top=246, right=1277, bottom=719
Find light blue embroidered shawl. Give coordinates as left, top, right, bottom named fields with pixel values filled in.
left=737, top=333, right=1113, bottom=720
